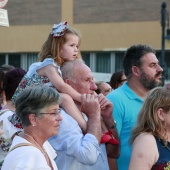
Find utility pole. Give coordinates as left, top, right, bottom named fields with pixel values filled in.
left=161, top=1, right=166, bottom=86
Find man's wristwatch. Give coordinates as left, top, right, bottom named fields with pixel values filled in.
left=106, top=121, right=116, bottom=129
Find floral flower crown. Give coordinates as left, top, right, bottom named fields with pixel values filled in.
left=51, top=21, right=68, bottom=37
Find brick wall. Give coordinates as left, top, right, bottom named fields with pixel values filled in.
left=5, top=0, right=61, bottom=25
left=74, top=0, right=170, bottom=23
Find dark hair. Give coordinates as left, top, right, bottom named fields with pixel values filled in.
left=0, top=65, right=15, bottom=104
left=3, top=68, right=26, bottom=101
left=110, top=71, right=124, bottom=89
left=0, top=68, right=5, bottom=105
left=15, top=86, right=61, bottom=127
left=123, top=44, right=155, bottom=79
left=0, top=68, right=5, bottom=93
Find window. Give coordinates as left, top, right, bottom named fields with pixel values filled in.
left=82, top=52, right=90, bottom=67
left=27, top=53, right=38, bottom=69
left=115, top=52, right=124, bottom=72
left=8, top=54, right=21, bottom=68
left=0, top=54, right=5, bottom=65
left=96, top=52, right=111, bottom=73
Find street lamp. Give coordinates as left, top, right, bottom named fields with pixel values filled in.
left=161, top=1, right=170, bottom=86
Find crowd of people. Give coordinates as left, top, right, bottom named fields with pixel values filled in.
left=0, top=21, right=170, bottom=170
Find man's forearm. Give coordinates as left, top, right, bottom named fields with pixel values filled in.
left=86, top=115, right=102, bottom=144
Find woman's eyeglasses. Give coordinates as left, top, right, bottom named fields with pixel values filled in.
left=40, top=108, right=61, bottom=119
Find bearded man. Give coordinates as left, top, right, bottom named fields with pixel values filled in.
left=107, top=44, right=163, bottom=170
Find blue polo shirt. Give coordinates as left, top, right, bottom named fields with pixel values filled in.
left=107, top=82, right=143, bottom=170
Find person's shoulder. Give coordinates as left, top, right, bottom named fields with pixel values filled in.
left=58, top=109, right=79, bottom=131
left=106, top=85, right=126, bottom=103
left=0, top=109, right=14, bottom=115
left=132, top=132, right=159, bottom=164
left=0, top=109, right=14, bottom=121
left=108, top=84, right=126, bottom=96
left=133, top=132, right=155, bottom=146
left=43, top=58, right=60, bottom=68
left=42, top=59, right=61, bottom=74
left=43, top=58, right=55, bottom=65
left=29, top=58, right=55, bottom=71
left=11, top=139, right=43, bottom=157
left=135, top=132, right=154, bottom=140
left=132, top=132, right=158, bottom=156
left=4, top=145, right=49, bottom=169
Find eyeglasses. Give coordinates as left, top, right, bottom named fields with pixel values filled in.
left=40, top=108, right=61, bottom=119
left=120, top=79, right=127, bottom=82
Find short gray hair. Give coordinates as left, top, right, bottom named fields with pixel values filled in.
left=61, top=59, right=85, bottom=82
left=15, top=86, right=61, bottom=127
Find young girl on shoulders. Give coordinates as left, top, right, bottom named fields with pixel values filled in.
left=12, top=21, right=87, bottom=132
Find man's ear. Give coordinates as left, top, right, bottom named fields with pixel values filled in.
left=132, top=66, right=140, bottom=76
left=65, top=79, right=72, bottom=85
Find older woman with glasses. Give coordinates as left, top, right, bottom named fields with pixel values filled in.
left=129, top=87, right=170, bottom=170
left=2, top=86, right=62, bottom=170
